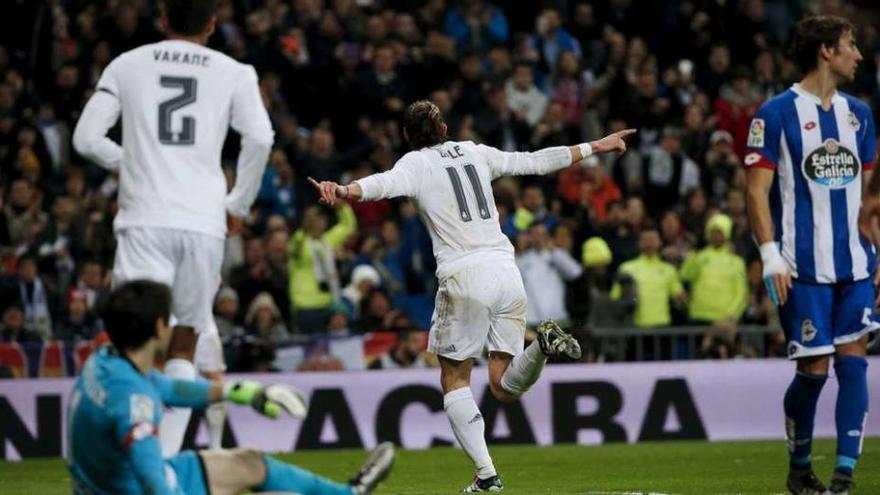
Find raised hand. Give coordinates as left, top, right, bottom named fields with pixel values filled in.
left=308, top=176, right=343, bottom=206
left=591, top=129, right=637, bottom=154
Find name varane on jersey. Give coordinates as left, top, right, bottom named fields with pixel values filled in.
left=745, top=83, right=878, bottom=284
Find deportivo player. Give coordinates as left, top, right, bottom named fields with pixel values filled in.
left=310, top=100, right=634, bottom=492
left=68, top=280, right=394, bottom=495
left=745, top=15, right=878, bottom=495
left=72, top=0, right=272, bottom=455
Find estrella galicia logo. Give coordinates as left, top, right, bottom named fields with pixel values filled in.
left=801, top=138, right=860, bottom=189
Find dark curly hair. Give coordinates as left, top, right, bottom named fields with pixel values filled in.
left=788, top=15, right=856, bottom=74
left=163, top=0, right=216, bottom=36
left=402, top=100, right=446, bottom=149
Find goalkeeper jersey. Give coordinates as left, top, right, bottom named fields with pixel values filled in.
left=67, top=346, right=210, bottom=494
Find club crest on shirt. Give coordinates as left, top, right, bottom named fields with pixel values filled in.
left=744, top=152, right=762, bottom=167
left=748, top=118, right=765, bottom=148
left=848, top=111, right=861, bottom=132
left=801, top=319, right=817, bottom=343
left=801, top=138, right=860, bottom=189
left=130, top=394, right=154, bottom=424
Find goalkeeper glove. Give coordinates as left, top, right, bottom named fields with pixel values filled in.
left=224, top=381, right=308, bottom=419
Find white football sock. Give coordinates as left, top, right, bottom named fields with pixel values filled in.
left=500, top=340, right=547, bottom=397
left=205, top=402, right=226, bottom=449
left=160, top=358, right=196, bottom=457
left=444, top=387, right=496, bottom=479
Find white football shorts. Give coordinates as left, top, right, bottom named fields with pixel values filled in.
left=113, top=227, right=223, bottom=336
left=429, top=261, right=527, bottom=361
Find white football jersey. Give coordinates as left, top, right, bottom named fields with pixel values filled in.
left=356, top=141, right=572, bottom=279
left=74, top=39, right=274, bottom=238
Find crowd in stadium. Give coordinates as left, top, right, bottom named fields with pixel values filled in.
left=1, top=0, right=879, bottom=371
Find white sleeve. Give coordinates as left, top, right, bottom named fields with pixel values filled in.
left=476, top=143, right=572, bottom=179
left=72, top=61, right=123, bottom=171
left=225, top=65, right=275, bottom=218
left=550, top=248, right=584, bottom=281
left=355, top=155, right=421, bottom=200
left=679, top=157, right=701, bottom=196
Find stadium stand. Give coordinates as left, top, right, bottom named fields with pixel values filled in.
left=1, top=0, right=880, bottom=372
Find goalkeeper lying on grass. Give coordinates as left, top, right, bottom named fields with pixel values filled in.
left=68, top=279, right=394, bottom=495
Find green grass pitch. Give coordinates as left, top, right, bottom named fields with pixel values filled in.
left=2, top=439, right=879, bottom=494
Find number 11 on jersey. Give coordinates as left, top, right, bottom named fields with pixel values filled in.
left=445, top=163, right=490, bottom=222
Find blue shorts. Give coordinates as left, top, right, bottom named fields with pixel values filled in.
left=166, top=450, right=208, bottom=495
left=779, top=277, right=879, bottom=360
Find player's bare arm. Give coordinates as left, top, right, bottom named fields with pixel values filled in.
left=746, top=166, right=791, bottom=305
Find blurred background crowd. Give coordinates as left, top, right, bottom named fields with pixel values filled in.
left=1, top=0, right=880, bottom=373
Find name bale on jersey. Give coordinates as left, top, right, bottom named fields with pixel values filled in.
left=802, top=138, right=860, bottom=189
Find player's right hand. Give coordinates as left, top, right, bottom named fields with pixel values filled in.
left=224, top=380, right=309, bottom=419
left=759, top=242, right=791, bottom=305
left=591, top=129, right=637, bottom=154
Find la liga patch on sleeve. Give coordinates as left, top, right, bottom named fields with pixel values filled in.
left=130, top=394, right=154, bottom=424
left=748, top=118, right=765, bottom=148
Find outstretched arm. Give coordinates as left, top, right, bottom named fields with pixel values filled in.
left=308, top=129, right=636, bottom=205
left=483, top=129, right=636, bottom=178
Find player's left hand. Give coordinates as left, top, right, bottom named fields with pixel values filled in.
left=224, top=380, right=308, bottom=419
left=590, top=129, right=637, bottom=155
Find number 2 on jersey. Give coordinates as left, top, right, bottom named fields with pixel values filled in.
left=446, top=164, right=490, bottom=222
left=158, top=76, right=197, bottom=145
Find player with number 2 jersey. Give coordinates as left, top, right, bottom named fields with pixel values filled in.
left=72, top=0, right=274, bottom=457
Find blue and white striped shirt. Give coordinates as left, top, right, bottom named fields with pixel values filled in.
left=745, top=84, right=877, bottom=284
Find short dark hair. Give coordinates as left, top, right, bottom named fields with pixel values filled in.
left=788, top=15, right=856, bottom=74
left=102, top=280, right=172, bottom=351
left=163, top=0, right=216, bottom=36
left=403, top=100, right=446, bottom=149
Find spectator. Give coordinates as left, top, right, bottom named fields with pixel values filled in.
left=443, top=0, right=509, bottom=54
left=73, top=259, right=109, bottom=312
left=229, top=237, right=287, bottom=326
left=641, top=127, right=700, bottom=213
left=3, top=178, right=47, bottom=248
left=368, top=327, right=433, bottom=369
left=526, top=8, right=582, bottom=76
left=32, top=195, right=80, bottom=287
left=474, top=83, right=529, bottom=151
left=245, top=292, right=291, bottom=345
left=1, top=305, right=41, bottom=343
left=341, top=264, right=381, bottom=321
left=355, top=43, right=409, bottom=122
left=597, top=200, right=640, bottom=272
left=659, top=209, right=695, bottom=266
left=558, top=155, right=622, bottom=224
left=714, top=66, right=763, bottom=158
left=610, top=227, right=686, bottom=328
left=358, top=288, right=407, bottom=333
left=505, top=63, right=548, bottom=128
left=214, top=286, right=245, bottom=342
left=55, top=288, right=100, bottom=342
left=288, top=203, right=357, bottom=333
left=680, top=214, right=748, bottom=324
left=15, top=254, right=53, bottom=340
left=511, top=184, right=558, bottom=233
left=516, top=223, right=583, bottom=327
left=701, top=130, right=743, bottom=203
